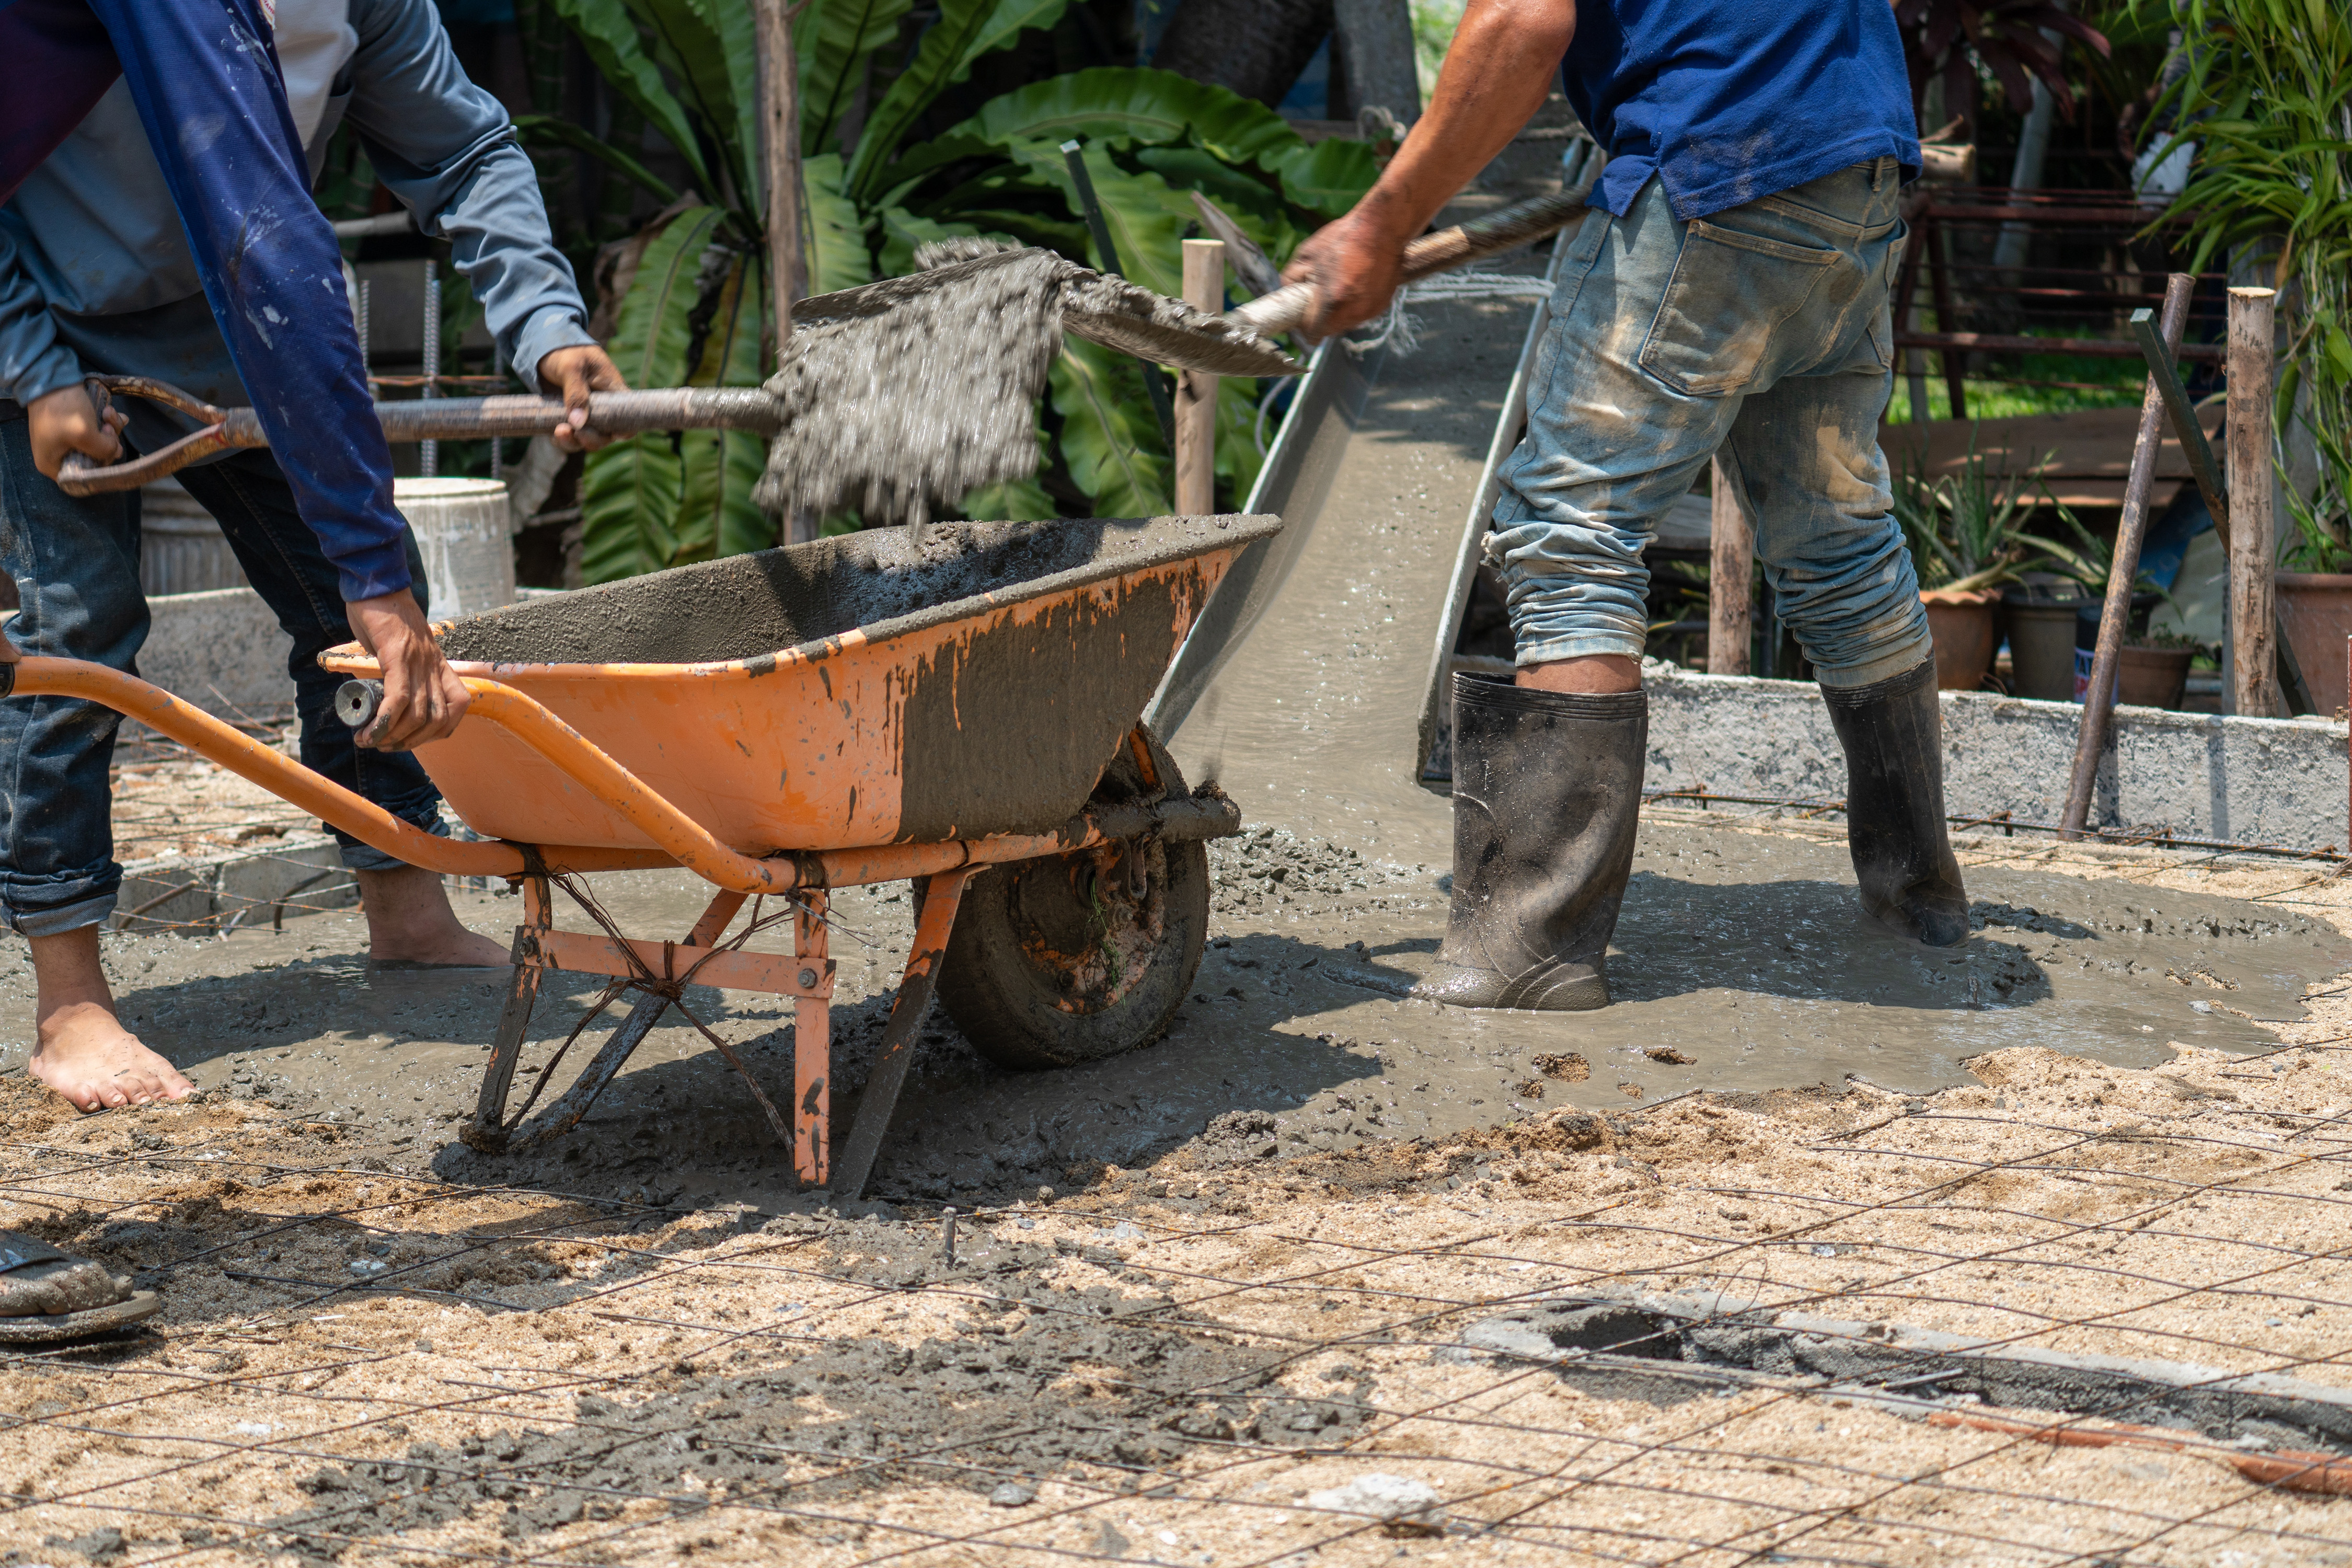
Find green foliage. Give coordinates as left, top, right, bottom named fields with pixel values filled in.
left=797, top=0, right=914, bottom=154
left=580, top=207, right=724, bottom=582
left=845, top=0, right=1076, bottom=201
left=2137, top=0, right=2352, bottom=552
left=1892, top=435, right=2053, bottom=593
left=547, top=5, right=1381, bottom=573
left=1052, top=342, right=1171, bottom=518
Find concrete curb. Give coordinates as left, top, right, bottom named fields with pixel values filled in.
left=114, top=831, right=358, bottom=934
left=1641, top=664, right=2349, bottom=853
left=140, top=586, right=293, bottom=718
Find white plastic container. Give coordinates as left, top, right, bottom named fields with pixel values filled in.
left=394, top=477, right=514, bottom=620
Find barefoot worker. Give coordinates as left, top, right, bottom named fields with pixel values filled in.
left=1289, top=0, right=1968, bottom=1010
left=0, top=0, right=624, bottom=1117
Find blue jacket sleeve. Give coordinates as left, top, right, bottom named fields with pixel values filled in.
left=0, top=224, right=85, bottom=409
left=88, top=0, right=412, bottom=603
left=341, top=0, right=595, bottom=392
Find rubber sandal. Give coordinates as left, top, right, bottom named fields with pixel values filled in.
left=0, top=1232, right=160, bottom=1343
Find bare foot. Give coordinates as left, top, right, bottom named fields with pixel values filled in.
left=26, top=929, right=195, bottom=1112
left=30, top=1005, right=196, bottom=1111
left=358, top=867, right=512, bottom=967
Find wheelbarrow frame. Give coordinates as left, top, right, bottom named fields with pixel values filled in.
left=0, top=658, right=1238, bottom=1200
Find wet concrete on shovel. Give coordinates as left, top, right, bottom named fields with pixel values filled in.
left=0, top=296, right=2341, bottom=1216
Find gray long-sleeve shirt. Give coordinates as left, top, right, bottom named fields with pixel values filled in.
left=0, top=0, right=594, bottom=463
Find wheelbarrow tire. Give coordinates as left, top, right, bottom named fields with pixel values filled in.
left=931, top=731, right=1210, bottom=1071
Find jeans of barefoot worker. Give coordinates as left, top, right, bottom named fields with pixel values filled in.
left=0, top=420, right=446, bottom=939
left=1489, top=158, right=1933, bottom=686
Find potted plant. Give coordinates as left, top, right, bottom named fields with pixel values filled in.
left=2017, top=494, right=2169, bottom=701
left=2151, top=0, right=2351, bottom=713
left=1895, top=442, right=2040, bottom=690
left=2115, top=627, right=2204, bottom=710
left=2274, top=509, right=2352, bottom=717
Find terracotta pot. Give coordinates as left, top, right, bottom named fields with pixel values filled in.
left=2001, top=595, right=2088, bottom=701
left=2116, top=645, right=2193, bottom=710
left=2274, top=572, right=2352, bottom=717
left=1921, top=589, right=1997, bottom=691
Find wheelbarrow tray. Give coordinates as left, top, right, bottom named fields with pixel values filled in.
left=324, top=514, right=1279, bottom=855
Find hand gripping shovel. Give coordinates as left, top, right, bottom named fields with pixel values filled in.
left=1223, top=191, right=1589, bottom=337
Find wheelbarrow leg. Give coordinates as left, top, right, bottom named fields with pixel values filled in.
left=508, top=999, right=670, bottom=1151
left=468, top=875, right=551, bottom=1151
left=831, top=868, right=977, bottom=1203
left=794, top=892, right=831, bottom=1187
left=506, top=887, right=750, bottom=1152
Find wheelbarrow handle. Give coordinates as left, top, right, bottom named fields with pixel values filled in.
left=55, top=375, right=268, bottom=497
left=51, top=376, right=787, bottom=495
left=1226, top=189, right=1589, bottom=337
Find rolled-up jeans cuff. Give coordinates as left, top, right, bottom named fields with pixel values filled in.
left=333, top=807, right=450, bottom=873
left=6, top=890, right=120, bottom=939
left=1514, top=630, right=1648, bottom=668
left=1811, top=639, right=1936, bottom=691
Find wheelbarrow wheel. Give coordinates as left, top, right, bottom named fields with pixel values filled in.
left=931, top=730, right=1209, bottom=1070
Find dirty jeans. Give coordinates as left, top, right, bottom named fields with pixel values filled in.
left=1489, top=158, right=1932, bottom=687
left=0, top=414, right=445, bottom=938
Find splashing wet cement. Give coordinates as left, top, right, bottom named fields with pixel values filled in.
left=751, top=241, right=1284, bottom=532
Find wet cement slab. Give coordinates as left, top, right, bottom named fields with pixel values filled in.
left=3, top=294, right=2344, bottom=1214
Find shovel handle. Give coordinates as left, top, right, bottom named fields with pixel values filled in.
left=52, top=378, right=787, bottom=494
left=1227, top=190, right=1589, bottom=337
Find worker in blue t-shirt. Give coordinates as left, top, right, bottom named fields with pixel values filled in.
left=0, top=0, right=624, bottom=1121
left=1291, top=0, right=1965, bottom=1012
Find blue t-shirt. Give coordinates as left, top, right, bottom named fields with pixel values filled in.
left=1561, top=0, right=1920, bottom=220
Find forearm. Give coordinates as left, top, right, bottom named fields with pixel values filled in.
left=434, top=146, right=594, bottom=392
left=1351, top=0, right=1578, bottom=242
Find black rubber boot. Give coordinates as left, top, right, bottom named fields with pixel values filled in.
left=1413, top=674, right=1646, bottom=1011
left=1821, top=659, right=1970, bottom=947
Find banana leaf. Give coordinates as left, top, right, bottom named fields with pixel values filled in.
left=845, top=0, right=1074, bottom=200
left=1052, top=340, right=1169, bottom=517
left=676, top=251, right=774, bottom=563
left=581, top=207, right=725, bottom=582
left=548, top=0, right=717, bottom=199
left=1006, top=142, right=1195, bottom=298
left=514, top=114, right=684, bottom=211
left=796, top=0, right=915, bottom=155
left=803, top=153, right=876, bottom=294
left=620, top=0, right=742, bottom=197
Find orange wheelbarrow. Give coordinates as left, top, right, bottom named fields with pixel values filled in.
left=5, top=515, right=1276, bottom=1200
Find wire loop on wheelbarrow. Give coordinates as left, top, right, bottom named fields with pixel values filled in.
left=493, top=863, right=822, bottom=1149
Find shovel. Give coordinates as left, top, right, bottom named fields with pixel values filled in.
left=56, top=258, right=1304, bottom=497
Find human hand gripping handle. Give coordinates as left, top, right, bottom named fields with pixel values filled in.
left=7, top=383, right=132, bottom=666
left=345, top=591, right=469, bottom=750
left=540, top=344, right=628, bottom=453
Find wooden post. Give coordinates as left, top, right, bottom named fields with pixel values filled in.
left=1707, top=455, right=1751, bottom=675
left=1175, top=238, right=1224, bottom=516
left=755, top=0, right=816, bottom=544
left=2058, top=273, right=2194, bottom=840
left=2228, top=286, right=2279, bottom=718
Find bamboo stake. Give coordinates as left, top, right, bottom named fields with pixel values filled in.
left=1707, top=455, right=1751, bottom=674
left=1175, top=238, right=1224, bottom=516
left=755, top=0, right=814, bottom=543
left=2058, top=272, right=2194, bottom=840
left=2228, top=286, right=2279, bottom=718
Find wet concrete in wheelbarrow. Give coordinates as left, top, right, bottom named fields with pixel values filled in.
left=3, top=292, right=2349, bottom=1213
